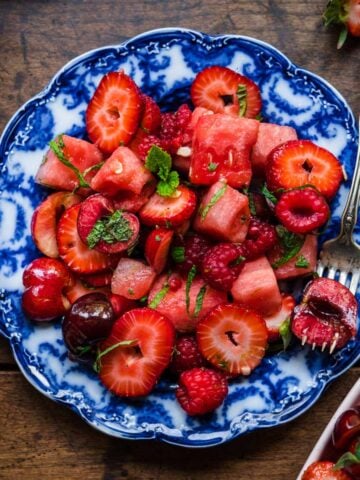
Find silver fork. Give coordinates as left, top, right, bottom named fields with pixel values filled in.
left=317, top=116, right=360, bottom=297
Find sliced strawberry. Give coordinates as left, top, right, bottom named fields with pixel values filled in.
left=266, top=140, right=343, bottom=199
left=65, top=278, right=110, bottom=305
left=111, top=258, right=157, bottom=300
left=189, top=113, right=258, bottom=188
left=111, top=182, right=156, bottom=213
left=35, top=135, right=103, bottom=192
left=81, top=271, right=113, bottom=287
left=139, top=184, right=197, bottom=227
left=190, top=65, right=262, bottom=118
left=86, top=71, right=142, bottom=154
left=140, top=94, right=161, bottom=133
left=98, top=308, right=175, bottom=397
left=57, top=204, right=116, bottom=275
left=90, top=146, right=154, bottom=196
left=108, top=293, right=137, bottom=318
left=77, top=193, right=139, bottom=254
left=264, top=293, right=296, bottom=342
left=144, top=228, right=174, bottom=274
left=196, top=303, right=268, bottom=376
left=147, top=272, right=227, bottom=332
left=31, top=191, right=81, bottom=258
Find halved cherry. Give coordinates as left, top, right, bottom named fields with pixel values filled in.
left=333, top=408, right=360, bottom=451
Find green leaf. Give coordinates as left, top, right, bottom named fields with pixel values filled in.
left=237, top=84, right=247, bottom=117
left=156, top=170, right=179, bottom=197
left=86, top=210, right=134, bottom=249
left=76, top=345, right=92, bottom=357
left=295, top=255, right=310, bottom=268
left=186, top=265, right=197, bottom=315
left=337, top=27, right=348, bottom=49
left=279, top=317, right=292, bottom=350
left=248, top=191, right=257, bottom=216
left=335, top=451, right=360, bottom=470
left=49, top=135, right=90, bottom=188
left=194, top=284, right=207, bottom=318
left=149, top=282, right=169, bottom=309
left=272, top=226, right=305, bottom=269
left=145, top=145, right=171, bottom=180
left=93, top=339, right=138, bottom=373
left=261, top=184, right=278, bottom=204
left=207, top=162, right=218, bottom=172
left=232, top=255, right=246, bottom=266
left=199, top=182, right=227, bottom=221
left=171, top=246, right=185, bottom=263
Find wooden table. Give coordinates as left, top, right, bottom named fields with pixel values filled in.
left=0, top=1, right=359, bottom=478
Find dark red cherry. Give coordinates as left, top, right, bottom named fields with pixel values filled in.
left=332, top=407, right=360, bottom=451
left=62, top=292, right=115, bottom=359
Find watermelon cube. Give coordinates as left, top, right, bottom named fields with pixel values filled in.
left=267, top=234, right=317, bottom=280
left=111, top=258, right=157, bottom=300
left=91, top=146, right=154, bottom=196
left=193, top=181, right=250, bottom=243
left=231, top=256, right=282, bottom=316
left=189, top=113, right=259, bottom=188
left=251, top=122, right=298, bottom=175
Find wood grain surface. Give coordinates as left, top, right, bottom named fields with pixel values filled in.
left=0, top=1, right=359, bottom=479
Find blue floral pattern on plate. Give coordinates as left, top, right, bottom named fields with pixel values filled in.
left=0, top=28, right=359, bottom=447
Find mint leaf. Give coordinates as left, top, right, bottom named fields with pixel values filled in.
left=186, top=265, right=197, bottom=315
left=295, top=255, right=310, bottom=268
left=272, top=226, right=305, bottom=269
left=87, top=210, right=133, bottom=249
left=279, top=317, right=292, bottom=350
left=194, top=284, right=207, bottom=318
left=207, top=162, right=218, bottom=172
left=335, top=451, right=360, bottom=470
left=49, top=135, right=90, bottom=188
left=248, top=191, right=257, bottom=216
left=261, top=184, right=277, bottom=204
left=145, top=145, right=171, bottom=180
left=237, top=84, right=247, bottom=117
left=171, top=246, right=185, bottom=263
left=157, top=170, right=179, bottom=197
left=149, top=282, right=169, bottom=309
left=94, top=339, right=138, bottom=373
left=200, top=182, right=227, bottom=221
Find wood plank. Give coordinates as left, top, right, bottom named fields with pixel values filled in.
left=0, top=369, right=359, bottom=479
left=0, top=337, right=16, bottom=367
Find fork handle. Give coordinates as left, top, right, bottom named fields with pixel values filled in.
left=338, top=117, right=360, bottom=244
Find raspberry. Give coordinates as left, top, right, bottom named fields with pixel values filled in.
left=242, top=217, right=277, bottom=260
left=175, top=367, right=228, bottom=415
left=173, top=233, right=211, bottom=273
left=159, top=104, right=192, bottom=153
left=201, top=243, right=245, bottom=291
left=275, top=187, right=330, bottom=234
left=137, top=134, right=169, bottom=160
left=170, top=335, right=205, bottom=374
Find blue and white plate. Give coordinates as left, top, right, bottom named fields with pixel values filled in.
left=0, top=28, right=359, bottom=447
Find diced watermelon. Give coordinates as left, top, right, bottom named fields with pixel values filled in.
left=147, top=273, right=227, bottom=332
left=193, top=181, right=250, bottom=243
left=35, top=135, right=103, bottom=192
left=111, top=258, right=157, bottom=300
left=91, top=146, right=154, bottom=196
left=231, top=256, right=282, bottom=316
left=189, top=113, right=259, bottom=188
left=251, top=123, right=298, bottom=176
left=267, top=234, right=317, bottom=280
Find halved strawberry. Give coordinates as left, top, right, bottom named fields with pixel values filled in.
left=264, top=293, right=296, bottom=342
left=35, top=135, right=103, bottom=192
left=98, top=308, right=175, bottom=397
left=111, top=258, right=157, bottom=300
left=196, top=303, right=268, bottom=376
left=190, top=65, right=262, bottom=118
left=111, top=181, right=156, bottom=213
left=140, top=94, right=161, bottom=133
left=266, top=140, right=343, bottom=199
left=31, top=191, right=81, bottom=258
left=144, top=228, right=174, bottom=274
left=57, top=204, right=116, bottom=275
left=86, top=71, right=142, bottom=154
left=139, top=184, right=197, bottom=227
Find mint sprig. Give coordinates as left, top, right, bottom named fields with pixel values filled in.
left=271, top=226, right=305, bottom=269
left=145, top=145, right=179, bottom=197
left=93, top=339, right=138, bottom=373
left=87, top=210, right=134, bottom=249
left=199, top=182, right=227, bottom=221
left=186, top=265, right=197, bottom=315
left=149, top=281, right=169, bottom=309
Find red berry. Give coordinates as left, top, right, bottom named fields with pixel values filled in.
left=275, top=187, right=330, bottom=234
left=242, top=217, right=277, bottom=260
left=301, top=461, right=352, bottom=480
left=140, top=94, right=161, bottom=133
left=173, top=233, right=212, bottom=273
left=201, top=243, right=245, bottom=291
left=175, top=367, right=228, bottom=415
left=137, top=134, right=170, bottom=161
left=170, top=335, right=206, bottom=374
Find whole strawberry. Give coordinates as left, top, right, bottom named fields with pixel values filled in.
left=176, top=367, right=228, bottom=415
left=323, top=0, right=360, bottom=48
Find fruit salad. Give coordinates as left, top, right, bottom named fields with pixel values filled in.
left=21, top=65, right=358, bottom=416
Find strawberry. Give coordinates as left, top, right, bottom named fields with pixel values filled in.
left=196, top=303, right=268, bottom=376
left=264, top=293, right=296, bottom=342
left=140, top=94, right=161, bottom=133
left=139, top=185, right=197, bottom=227
left=144, top=228, right=174, bottom=274
left=111, top=182, right=156, bottom=213
left=31, top=191, right=81, bottom=258
left=64, top=278, right=110, bottom=305
left=324, top=0, right=360, bottom=48
left=266, top=140, right=343, bottom=199
left=111, top=258, right=157, bottom=300
left=57, top=204, right=116, bottom=275
left=301, top=461, right=352, bottom=480
left=98, top=308, right=175, bottom=397
left=86, top=71, right=142, bottom=153
left=190, top=65, right=262, bottom=118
